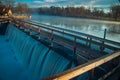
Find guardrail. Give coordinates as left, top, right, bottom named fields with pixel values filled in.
left=9, top=18, right=120, bottom=62
left=12, top=18, right=120, bottom=51
left=27, top=19, right=120, bottom=47
left=44, top=51, right=120, bottom=80
left=8, top=18, right=120, bottom=80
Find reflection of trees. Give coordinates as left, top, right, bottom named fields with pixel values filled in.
left=36, top=15, right=120, bottom=33
left=108, top=24, right=120, bottom=33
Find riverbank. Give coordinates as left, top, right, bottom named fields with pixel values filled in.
left=31, top=14, right=120, bottom=42
left=36, top=14, right=120, bottom=24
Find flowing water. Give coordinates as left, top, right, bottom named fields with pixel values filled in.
left=2, top=24, right=78, bottom=80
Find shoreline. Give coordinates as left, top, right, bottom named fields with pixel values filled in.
left=35, top=14, right=120, bottom=24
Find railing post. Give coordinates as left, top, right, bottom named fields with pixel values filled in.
left=62, top=30, right=64, bottom=37
left=103, top=29, right=107, bottom=40
left=50, top=30, right=54, bottom=47
left=38, top=27, right=40, bottom=40
left=15, top=21, right=19, bottom=28
left=29, top=25, right=32, bottom=35
left=73, top=37, right=77, bottom=63
left=24, top=22, right=27, bottom=32
left=90, top=68, right=95, bottom=80
left=100, top=29, right=107, bottom=51
left=19, top=22, right=22, bottom=29
left=74, top=37, right=77, bottom=54
left=86, top=37, right=89, bottom=46
left=89, top=38, right=92, bottom=48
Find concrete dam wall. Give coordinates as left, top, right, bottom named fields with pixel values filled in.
left=0, top=23, right=90, bottom=80
left=1, top=19, right=119, bottom=80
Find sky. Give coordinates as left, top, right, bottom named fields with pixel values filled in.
left=16, top=0, right=120, bottom=11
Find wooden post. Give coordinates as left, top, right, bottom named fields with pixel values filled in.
left=62, top=30, right=64, bottom=37
left=50, top=30, right=54, bottom=47
left=24, top=23, right=27, bottom=32
left=100, top=29, right=107, bottom=51
left=20, top=22, right=22, bottom=29
left=38, top=27, right=40, bottom=40
left=90, top=69, right=95, bottom=80
left=103, top=29, right=107, bottom=40
left=74, top=37, right=77, bottom=54
left=73, top=37, right=77, bottom=63
left=29, top=25, right=32, bottom=35
left=89, top=38, right=92, bottom=48
left=49, top=52, right=120, bottom=80
left=86, top=37, right=89, bottom=46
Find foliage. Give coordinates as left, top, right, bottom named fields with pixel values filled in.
left=0, top=0, right=15, bottom=9
left=14, top=3, right=30, bottom=15
left=37, top=5, right=120, bottom=21
left=38, top=6, right=105, bottom=19
left=110, top=5, right=120, bottom=20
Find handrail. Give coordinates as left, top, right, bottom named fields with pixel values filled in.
left=10, top=18, right=120, bottom=51
left=44, top=51, right=120, bottom=80
left=27, top=19, right=120, bottom=46
left=9, top=18, right=120, bottom=80
left=20, top=19, right=120, bottom=49
left=24, top=19, right=120, bottom=47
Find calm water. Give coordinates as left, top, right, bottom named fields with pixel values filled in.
left=31, top=14, right=120, bottom=42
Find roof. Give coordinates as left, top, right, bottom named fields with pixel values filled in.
left=0, top=5, right=12, bottom=15
left=4, top=8, right=11, bottom=13
left=0, top=5, right=5, bottom=12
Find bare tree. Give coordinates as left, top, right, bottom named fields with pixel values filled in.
left=0, top=0, right=15, bottom=9
left=15, top=3, right=30, bottom=15
left=110, top=5, right=120, bottom=20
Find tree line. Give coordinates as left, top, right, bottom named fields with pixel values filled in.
left=13, top=3, right=30, bottom=15
left=38, top=5, right=120, bottom=21
left=0, top=0, right=120, bottom=21
left=0, top=0, right=30, bottom=15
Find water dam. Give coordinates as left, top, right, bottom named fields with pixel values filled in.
left=0, top=19, right=120, bottom=80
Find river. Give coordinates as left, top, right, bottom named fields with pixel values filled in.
left=31, top=14, right=120, bottom=42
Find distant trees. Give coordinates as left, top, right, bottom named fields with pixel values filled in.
left=110, top=5, right=120, bottom=20
left=38, top=6, right=105, bottom=19
left=38, top=5, right=120, bottom=21
left=14, top=3, right=30, bottom=15
left=0, top=0, right=15, bottom=9
left=0, top=1, right=30, bottom=15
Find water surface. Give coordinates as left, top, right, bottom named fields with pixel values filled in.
left=32, top=14, right=120, bottom=42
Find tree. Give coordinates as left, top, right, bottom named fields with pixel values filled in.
left=110, top=5, right=120, bottom=20
left=15, top=3, right=30, bottom=15
left=0, top=0, right=15, bottom=9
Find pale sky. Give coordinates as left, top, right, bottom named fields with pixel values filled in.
left=16, top=0, right=120, bottom=11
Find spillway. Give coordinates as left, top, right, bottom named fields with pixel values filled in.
left=0, top=19, right=120, bottom=80
left=0, top=23, right=75, bottom=80
left=1, top=21, right=88, bottom=80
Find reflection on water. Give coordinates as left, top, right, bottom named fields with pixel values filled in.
left=32, top=14, right=120, bottom=42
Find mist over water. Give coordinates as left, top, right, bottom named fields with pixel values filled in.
left=31, top=14, right=120, bottom=42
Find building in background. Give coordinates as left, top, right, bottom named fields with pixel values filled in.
left=0, top=4, right=12, bottom=16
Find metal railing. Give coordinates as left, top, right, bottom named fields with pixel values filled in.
left=8, top=18, right=120, bottom=80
